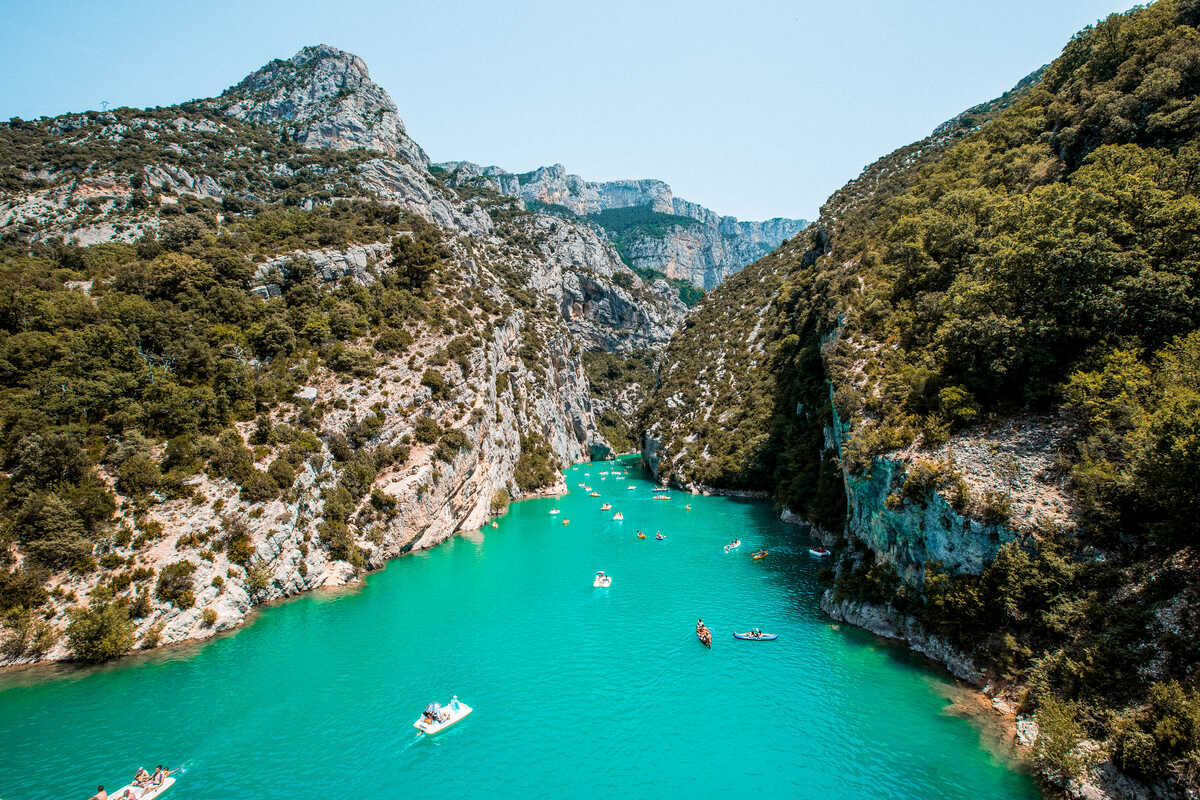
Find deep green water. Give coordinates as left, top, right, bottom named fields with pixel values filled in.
left=0, top=457, right=1038, bottom=799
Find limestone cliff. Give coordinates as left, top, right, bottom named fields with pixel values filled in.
left=435, top=161, right=808, bottom=289
left=216, top=45, right=430, bottom=168
left=0, top=45, right=683, bottom=667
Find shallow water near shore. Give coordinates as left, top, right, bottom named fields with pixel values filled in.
left=0, top=456, right=1037, bottom=799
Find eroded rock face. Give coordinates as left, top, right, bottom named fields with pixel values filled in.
left=219, top=45, right=430, bottom=167
left=436, top=161, right=808, bottom=288
left=0, top=45, right=685, bottom=666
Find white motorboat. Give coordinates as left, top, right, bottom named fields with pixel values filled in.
left=414, top=697, right=473, bottom=734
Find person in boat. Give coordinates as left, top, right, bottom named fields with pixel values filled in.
left=88, top=786, right=107, bottom=800
left=752, top=627, right=762, bottom=638
left=151, top=766, right=171, bottom=787
left=132, top=768, right=151, bottom=788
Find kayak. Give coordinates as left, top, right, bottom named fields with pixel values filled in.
left=733, top=632, right=778, bottom=641
left=752, top=550, right=768, bottom=560
left=107, top=777, right=175, bottom=799
left=414, top=698, right=473, bottom=734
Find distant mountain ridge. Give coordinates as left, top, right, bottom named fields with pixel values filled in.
left=434, top=161, right=809, bottom=289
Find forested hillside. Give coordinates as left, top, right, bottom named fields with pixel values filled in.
left=0, top=46, right=684, bottom=667
left=642, top=2, right=1200, bottom=794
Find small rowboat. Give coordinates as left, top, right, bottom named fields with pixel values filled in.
left=107, top=777, right=175, bottom=799
left=697, top=627, right=712, bottom=648
left=655, top=533, right=665, bottom=540
left=808, top=546, right=831, bottom=557
left=733, top=632, right=778, bottom=641
left=414, top=697, right=473, bottom=734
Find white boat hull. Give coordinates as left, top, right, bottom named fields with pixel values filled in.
left=107, top=777, right=175, bottom=799
left=414, top=701, right=473, bottom=734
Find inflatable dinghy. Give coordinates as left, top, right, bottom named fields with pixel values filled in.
left=733, top=632, right=778, bottom=641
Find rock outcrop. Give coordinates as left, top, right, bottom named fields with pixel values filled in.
left=436, top=161, right=808, bottom=288
left=217, top=45, right=430, bottom=168
left=0, top=44, right=684, bottom=667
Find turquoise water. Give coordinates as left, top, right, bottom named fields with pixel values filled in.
left=0, top=457, right=1038, bottom=799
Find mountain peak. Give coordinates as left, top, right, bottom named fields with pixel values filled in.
left=217, top=45, right=429, bottom=167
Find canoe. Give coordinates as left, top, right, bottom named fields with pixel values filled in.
left=733, top=632, right=778, bottom=641
left=414, top=699, right=473, bottom=734
left=106, top=777, right=175, bottom=799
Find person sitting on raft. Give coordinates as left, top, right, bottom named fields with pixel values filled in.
left=132, top=768, right=151, bottom=788
left=151, top=766, right=171, bottom=787
left=88, top=786, right=107, bottom=800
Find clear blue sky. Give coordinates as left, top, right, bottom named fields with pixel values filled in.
left=0, top=0, right=1135, bottom=221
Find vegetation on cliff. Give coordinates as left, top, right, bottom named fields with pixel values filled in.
left=643, top=0, right=1200, bottom=789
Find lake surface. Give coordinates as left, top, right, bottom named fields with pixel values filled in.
left=0, top=456, right=1038, bottom=799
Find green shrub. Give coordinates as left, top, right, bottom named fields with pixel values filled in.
left=514, top=434, right=557, bottom=493
left=421, top=368, right=449, bottom=399
left=435, top=428, right=470, bottom=462
left=413, top=415, right=440, bottom=444
left=116, top=454, right=161, bottom=496
left=155, top=560, right=196, bottom=607
left=1034, top=698, right=1092, bottom=781
left=66, top=599, right=135, bottom=662
left=239, top=468, right=279, bottom=503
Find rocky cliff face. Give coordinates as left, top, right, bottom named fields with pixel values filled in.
left=436, top=161, right=808, bottom=289
left=0, top=45, right=684, bottom=666
left=216, top=45, right=430, bottom=168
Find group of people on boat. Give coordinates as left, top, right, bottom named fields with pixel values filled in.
left=724, top=539, right=741, bottom=553
left=422, top=702, right=450, bottom=725
left=696, top=618, right=712, bottom=647
left=89, top=766, right=171, bottom=800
